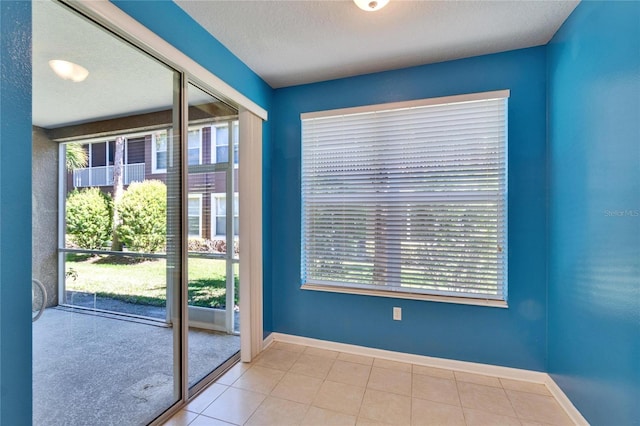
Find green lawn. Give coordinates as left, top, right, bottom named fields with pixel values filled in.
left=65, top=253, right=238, bottom=308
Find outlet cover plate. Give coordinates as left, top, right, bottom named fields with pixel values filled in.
left=393, top=307, right=402, bottom=321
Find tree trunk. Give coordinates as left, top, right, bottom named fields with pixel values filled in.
left=111, top=136, right=125, bottom=251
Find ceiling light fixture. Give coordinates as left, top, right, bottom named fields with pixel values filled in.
left=48, top=60, right=89, bottom=82
left=354, top=0, right=389, bottom=12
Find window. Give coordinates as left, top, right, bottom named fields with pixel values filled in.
left=188, top=194, right=202, bottom=237
left=232, top=121, right=239, bottom=165
left=152, top=130, right=168, bottom=172
left=187, top=128, right=202, bottom=165
left=211, top=121, right=239, bottom=166
left=212, top=193, right=239, bottom=237
left=300, top=90, right=509, bottom=304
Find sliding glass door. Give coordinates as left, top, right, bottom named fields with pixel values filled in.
left=32, top=1, right=242, bottom=424
left=186, top=84, right=241, bottom=389
left=32, top=1, right=182, bottom=424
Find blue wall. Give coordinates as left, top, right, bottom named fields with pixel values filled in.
left=0, top=2, right=32, bottom=425
left=112, top=0, right=275, bottom=334
left=112, top=1, right=272, bottom=111
left=2, top=1, right=635, bottom=423
left=270, top=47, right=549, bottom=370
left=547, top=2, right=640, bottom=425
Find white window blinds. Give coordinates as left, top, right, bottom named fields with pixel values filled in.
left=301, top=91, right=508, bottom=302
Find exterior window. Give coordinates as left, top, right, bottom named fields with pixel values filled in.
left=188, top=194, right=202, bottom=237
left=212, top=193, right=239, bottom=237
left=211, top=121, right=239, bottom=165
left=69, top=138, right=146, bottom=188
left=232, top=121, right=239, bottom=165
left=188, top=128, right=201, bottom=165
left=152, top=130, right=168, bottom=172
left=300, top=91, right=509, bottom=304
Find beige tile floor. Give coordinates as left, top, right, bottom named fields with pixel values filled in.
left=164, top=342, right=575, bottom=426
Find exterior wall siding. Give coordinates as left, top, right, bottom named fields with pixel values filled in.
left=64, top=129, right=239, bottom=241
left=126, top=137, right=145, bottom=163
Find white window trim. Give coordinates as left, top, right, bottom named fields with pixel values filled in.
left=187, top=127, right=203, bottom=166
left=210, top=123, right=225, bottom=165
left=211, top=192, right=239, bottom=238
left=188, top=193, right=202, bottom=238
left=301, top=90, right=508, bottom=120
left=210, top=121, right=239, bottom=168
left=151, top=130, right=168, bottom=174
left=232, top=120, right=239, bottom=169
left=300, top=90, right=509, bottom=308
left=211, top=192, right=225, bottom=237
left=301, top=284, right=508, bottom=308
left=232, top=193, right=239, bottom=236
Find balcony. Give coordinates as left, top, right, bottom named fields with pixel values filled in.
left=72, top=163, right=145, bottom=188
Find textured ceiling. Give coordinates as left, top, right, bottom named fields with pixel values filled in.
left=33, top=0, right=579, bottom=128
left=176, top=0, right=579, bottom=88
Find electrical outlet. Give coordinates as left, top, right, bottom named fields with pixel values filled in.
left=393, top=307, right=402, bottom=321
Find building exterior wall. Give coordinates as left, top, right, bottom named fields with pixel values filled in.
left=32, top=126, right=58, bottom=307
left=64, top=128, right=239, bottom=242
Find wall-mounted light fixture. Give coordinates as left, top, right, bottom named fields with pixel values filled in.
left=354, top=0, right=389, bottom=12
left=48, top=60, right=89, bottom=82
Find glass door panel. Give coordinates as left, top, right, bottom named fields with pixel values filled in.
left=32, top=1, right=182, bottom=424
left=187, top=83, right=240, bottom=388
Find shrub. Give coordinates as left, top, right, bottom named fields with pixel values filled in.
left=188, top=238, right=239, bottom=254
left=116, top=180, right=167, bottom=253
left=66, top=188, right=112, bottom=249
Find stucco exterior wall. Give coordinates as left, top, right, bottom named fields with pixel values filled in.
left=32, top=126, right=58, bottom=307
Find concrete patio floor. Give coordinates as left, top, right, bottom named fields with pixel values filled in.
left=33, top=307, right=239, bottom=426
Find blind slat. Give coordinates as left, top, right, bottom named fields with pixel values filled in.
left=301, top=93, right=508, bottom=301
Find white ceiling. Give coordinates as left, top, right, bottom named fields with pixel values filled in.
left=33, top=0, right=579, bottom=128
left=175, top=0, right=579, bottom=88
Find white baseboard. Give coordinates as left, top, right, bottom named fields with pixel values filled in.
left=262, top=332, right=275, bottom=351
left=266, top=332, right=588, bottom=425
left=269, top=332, right=546, bottom=382
left=544, top=375, right=589, bottom=425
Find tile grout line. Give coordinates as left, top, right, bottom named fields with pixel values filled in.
left=455, top=376, right=526, bottom=423
left=275, top=345, right=339, bottom=424
left=409, top=365, right=414, bottom=426
left=353, top=356, right=373, bottom=423
left=271, top=333, right=585, bottom=423
left=245, top=347, right=300, bottom=425
left=178, top=342, right=577, bottom=426
left=452, top=374, right=467, bottom=426
left=296, top=347, right=331, bottom=423
left=201, top=384, right=227, bottom=417
left=497, top=376, right=522, bottom=423
left=272, top=332, right=547, bottom=383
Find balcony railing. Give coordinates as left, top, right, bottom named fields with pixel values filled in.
left=73, top=163, right=145, bottom=188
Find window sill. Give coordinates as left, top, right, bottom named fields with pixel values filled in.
left=301, top=283, right=508, bottom=309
